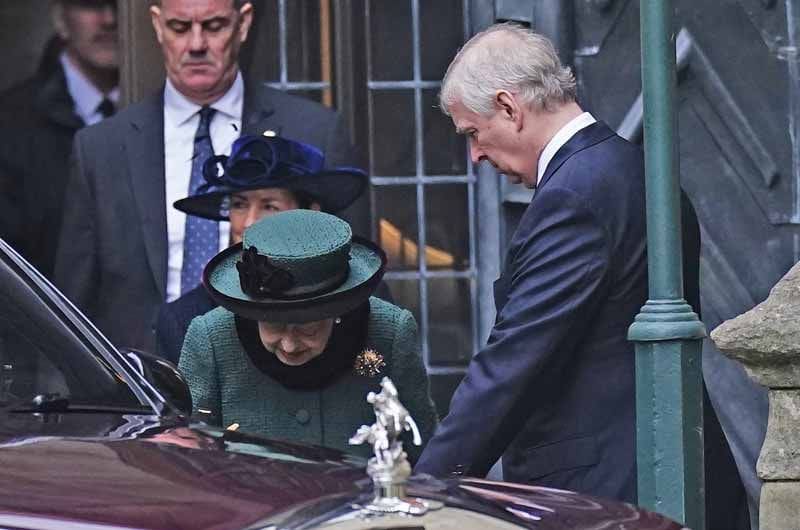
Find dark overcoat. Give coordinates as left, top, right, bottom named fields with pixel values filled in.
left=0, top=57, right=84, bottom=278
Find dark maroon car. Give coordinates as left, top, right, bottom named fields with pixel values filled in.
left=0, top=240, right=683, bottom=530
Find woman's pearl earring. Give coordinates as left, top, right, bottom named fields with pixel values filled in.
left=334, top=317, right=342, bottom=325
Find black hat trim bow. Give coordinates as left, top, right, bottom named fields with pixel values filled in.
left=236, top=246, right=296, bottom=298
left=236, top=245, right=352, bottom=300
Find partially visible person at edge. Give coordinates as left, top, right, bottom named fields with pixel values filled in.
left=156, top=133, right=393, bottom=365
left=414, top=24, right=744, bottom=528
left=0, top=0, right=118, bottom=278
left=178, top=208, right=437, bottom=462
left=53, top=0, right=355, bottom=353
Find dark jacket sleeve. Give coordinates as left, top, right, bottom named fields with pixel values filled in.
left=53, top=132, right=98, bottom=317
left=414, top=186, right=610, bottom=477
left=155, top=303, right=182, bottom=365
left=0, top=100, right=26, bottom=255
left=0, top=156, right=23, bottom=252
left=156, top=288, right=217, bottom=365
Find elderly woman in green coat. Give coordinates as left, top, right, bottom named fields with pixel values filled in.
left=178, top=209, right=437, bottom=461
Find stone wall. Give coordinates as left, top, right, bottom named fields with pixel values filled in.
left=712, top=261, right=800, bottom=530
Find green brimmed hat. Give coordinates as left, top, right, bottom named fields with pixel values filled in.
left=203, top=210, right=386, bottom=322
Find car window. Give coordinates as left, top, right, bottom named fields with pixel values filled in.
left=0, top=256, right=143, bottom=410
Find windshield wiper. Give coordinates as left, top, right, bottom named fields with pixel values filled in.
left=0, top=394, right=150, bottom=414
left=1, top=393, right=70, bottom=413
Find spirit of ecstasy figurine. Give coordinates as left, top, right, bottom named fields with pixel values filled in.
left=349, top=377, right=442, bottom=516
left=350, top=378, right=421, bottom=467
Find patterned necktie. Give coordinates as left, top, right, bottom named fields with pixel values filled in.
left=97, top=98, right=115, bottom=118
left=180, top=105, right=220, bottom=294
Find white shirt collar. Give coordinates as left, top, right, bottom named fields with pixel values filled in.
left=164, top=71, right=244, bottom=126
left=59, top=52, right=119, bottom=125
left=536, top=112, right=597, bottom=186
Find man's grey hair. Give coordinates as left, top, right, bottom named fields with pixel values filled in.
left=439, top=23, right=576, bottom=116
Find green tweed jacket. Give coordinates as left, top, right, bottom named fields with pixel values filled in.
left=178, top=297, right=438, bottom=462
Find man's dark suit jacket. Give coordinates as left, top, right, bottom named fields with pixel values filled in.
left=415, top=122, right=647, bottom=502
left=53, top=82, right=353, bottom=353
left=0, top=51, right=84, bottom=278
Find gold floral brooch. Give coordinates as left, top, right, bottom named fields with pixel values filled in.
left=354, top=348, right=386, bottom=377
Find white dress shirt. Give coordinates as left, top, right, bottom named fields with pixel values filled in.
left=536, top=112, right=597, bottom=187
left=60, top=53, right=120, bottom=126
left=163, top=72, right=243, bottom=302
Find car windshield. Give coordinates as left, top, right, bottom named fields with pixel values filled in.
left=0, top=249, right=145, bottom=411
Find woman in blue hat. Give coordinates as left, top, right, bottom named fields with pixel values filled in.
left=178, top=208, right=438, bottom=460
left=157, top=134, right=381, bottom=364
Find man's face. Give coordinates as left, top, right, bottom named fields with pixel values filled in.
left=450, top=99, right=537, bottom=188
left=150, top=0, right=253, bottom=105
left=229, top=188, right=320, bottom=245
left=54, top=1, right=118, bottom=70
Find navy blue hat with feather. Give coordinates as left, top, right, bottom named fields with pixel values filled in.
left=174, top=135, right=367, bottom=221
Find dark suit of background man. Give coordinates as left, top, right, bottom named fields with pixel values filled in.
left=414, top=25, right=749, bottom=528
left=54, top=0, right=354, bottom=352
left=0, top=0, right=119, bottom=278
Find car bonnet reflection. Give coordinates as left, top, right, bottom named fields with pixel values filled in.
left=0, top=418, right=365, bottom=530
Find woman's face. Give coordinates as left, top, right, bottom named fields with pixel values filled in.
left=257, top=318, right=335, bottom=366
left=228, top=188, right=300, bottom=245
left=228, top=188, right=321, bottom=245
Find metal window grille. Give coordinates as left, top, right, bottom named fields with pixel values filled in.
left=263, top=0, right=484, bottom=378
left=366, top=0, right=478, bottom=375
left=265, top=0, right=332, bottom=95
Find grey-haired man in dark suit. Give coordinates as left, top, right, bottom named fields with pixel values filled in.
left=54, top=0, right=354, bottom=352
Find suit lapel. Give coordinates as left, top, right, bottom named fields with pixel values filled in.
left=536, top=121, right=617, bottom=192
left=126, top=91, right=168, bottom=298
left=242, top=80, right=277, bottom=136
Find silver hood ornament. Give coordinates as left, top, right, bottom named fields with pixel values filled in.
left=349, top=377, right=442, bottom=516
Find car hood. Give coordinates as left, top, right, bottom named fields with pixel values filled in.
left=0, top=412, right=684, bottom=530
left=0, top=412, right=367, bottom=530
left=417, top=478, right=686, bottom=530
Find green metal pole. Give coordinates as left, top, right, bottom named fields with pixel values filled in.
left=628, top=2, right=707, bottom=529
